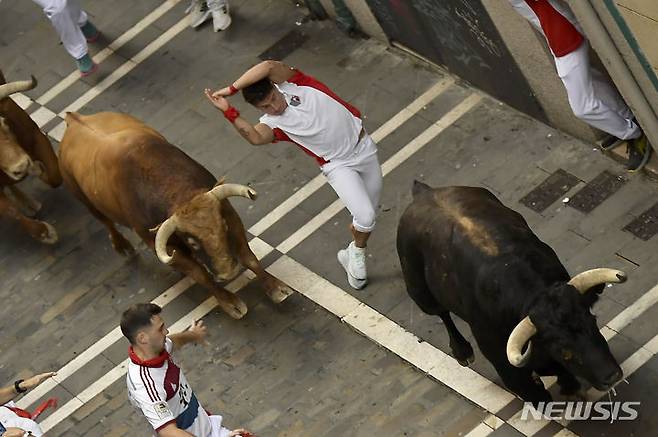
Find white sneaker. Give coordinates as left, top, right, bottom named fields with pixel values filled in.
left=337, top=242, right=368, bottom=290
left=208, top=0, right=231, bottom=31
left=188, top=0, right=211, bottom=28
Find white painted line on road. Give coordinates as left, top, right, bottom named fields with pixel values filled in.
left=29, top=106, right=58, bottom=129
left=247, top=77, right=455, bottom=237
left=602, top=283, right=658, bottom=341
left=464, top=414, right=504, bottom=437
left=10, top=94, right=33, bottom=110
left=36, top=0, right=184, bottom=106
left=276, top=93, right=482, bottom=254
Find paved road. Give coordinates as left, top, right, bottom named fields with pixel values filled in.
left=1, top=1, right=656, bottom=436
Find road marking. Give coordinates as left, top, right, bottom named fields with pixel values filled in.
left=19, top=81, right=456, bottom=410
left=46, top=17, right=190, bottom=143
left=276, top=93, right=482, bottom=254
left=247, top=77, right=454, bottom=237
left=36, top=0, right=184, bottom=106
left=33, top=92, right=476, bottom=430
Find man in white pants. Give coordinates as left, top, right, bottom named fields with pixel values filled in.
left=32, top=0, right=100, bottom=76
left=205, top=60, right=383, bottom=289
left=121, top=303, right=254, bottom=437
left=508, top=0, right=652, bottom=172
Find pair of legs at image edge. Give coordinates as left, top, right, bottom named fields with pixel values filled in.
left=557, top=42, right=653, bottom=172
left=187, top=0, right=231, bottom=32
left=325, top=139, right=383, bottom=290
left=33, top=0, right=101, bottom=76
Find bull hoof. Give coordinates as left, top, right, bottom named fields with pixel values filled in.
left=265, top=283, right=295, bottom=304
left=219, top=296, right=248, bottom=320
left=457, top=354, right=475, bottom=367
left=38, top=222, right=58, bottom=244
left=110, top=234, right=135, bottom=256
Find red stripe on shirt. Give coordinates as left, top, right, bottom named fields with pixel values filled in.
left=272, top=127, right=330, bottom=166
left=288, top=69, right=362, bottom=119
left=524, top=0, right=583, bottom=57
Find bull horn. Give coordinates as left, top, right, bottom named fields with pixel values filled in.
left=506, top=316, right=537, bottom=367
left=154, top=216, right=179, bottom=264
left=568, top=268, right=627, bottom=294
left=0, top=76, right=37, bottom=101
left=207, top=183, right=257, bottom=201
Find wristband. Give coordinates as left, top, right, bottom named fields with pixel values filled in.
left=14, top=379, right=27, bottom=393
left=228, top=85, right=238, bottom=96
left=223, top=106, right=240, bottom=123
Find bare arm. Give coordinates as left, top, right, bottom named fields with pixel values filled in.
left=203, top=90, right=275, bottom=145
left=169, top=320, right=207, bottom=352
left=214, top=61, right=296, bottom=96
left=158, top=423, right=196, bottom=437
left=0, top=372, right=56, bottom=404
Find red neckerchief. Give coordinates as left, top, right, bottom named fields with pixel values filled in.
left=128, top=346, right=169, bottom=367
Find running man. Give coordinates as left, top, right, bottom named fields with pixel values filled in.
left=204, top=60, right=383, bottom=290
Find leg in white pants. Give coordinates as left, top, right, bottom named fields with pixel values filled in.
left=324, top=146, right=382, bottom=232
left=554, top=42, right=641, bottom=140
left=32, top=0, right=89, bottom=60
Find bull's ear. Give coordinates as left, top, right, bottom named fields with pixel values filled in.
left=213, top=176, right=226, bottom=188
left=580, top=283, right=604, bottom=307
left=149, top=223, right=161, bottom=234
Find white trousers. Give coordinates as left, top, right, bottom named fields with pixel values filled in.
left=554, top=42, right=641, bottom=140
left=32, top=0, right=89, bottom=60
left=322, top=134, right=382, bottom=233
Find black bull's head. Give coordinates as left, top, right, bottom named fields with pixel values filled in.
left=506, top=268, right=625, bottom=391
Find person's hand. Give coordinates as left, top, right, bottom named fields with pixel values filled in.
left=188, top=320, right=208, bottom=346
left=228, top=429, right=255, bottom=437
left=2, top=427, right=29, bottom=437
left=204, top=88, right=230, bottom=111
left=22, top=371, right=57, bottom=390
left=213, top=86, right=235, bottom=97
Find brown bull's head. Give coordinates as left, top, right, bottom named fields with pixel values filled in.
left=154, top=182, right=257, bottom=282
left=0, top=76, right=43, bottom=181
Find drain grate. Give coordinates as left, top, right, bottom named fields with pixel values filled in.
left=624, top=202, right=658, bottom=241
left=258, top=29, right=309, bottom=61
left=568, top=171, right=626, bottom=213
left=519, top=169, right=580, bottom=213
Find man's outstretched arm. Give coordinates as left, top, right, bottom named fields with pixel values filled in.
left=204, top=89, right=275, bottom=145
left=214, top=60, right=296, bottom=97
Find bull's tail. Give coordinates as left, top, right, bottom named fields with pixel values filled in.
left=412, top=180, right=432, bottom=198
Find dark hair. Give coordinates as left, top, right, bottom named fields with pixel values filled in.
left=242, top=78, right=274, bottom=106
left=120, top=303, right=162, bottom=344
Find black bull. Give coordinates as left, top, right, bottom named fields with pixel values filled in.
left=396, top=181, right=624, bottom=404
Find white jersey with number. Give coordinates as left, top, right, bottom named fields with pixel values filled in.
left=127, top=338, right=219, bottom=436
left=259, top=69, right=363, bottom=166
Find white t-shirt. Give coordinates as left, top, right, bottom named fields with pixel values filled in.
left=0, top=402, right=43, bottom=436
left=259, top=70, right=363, bottom=165
left=127, top=338, right=227, bottom=437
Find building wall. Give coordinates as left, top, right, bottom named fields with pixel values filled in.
left=616, top=0, right=658, bottom=75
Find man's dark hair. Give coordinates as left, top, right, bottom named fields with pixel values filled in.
left=242, top=78, right=274, bottom=106
left=120, top=303, right=162, bottom=344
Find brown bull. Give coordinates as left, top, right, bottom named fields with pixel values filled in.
left=0, top=71, right=61, bottom=244
left=58, top=111, right=293, bottom=319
